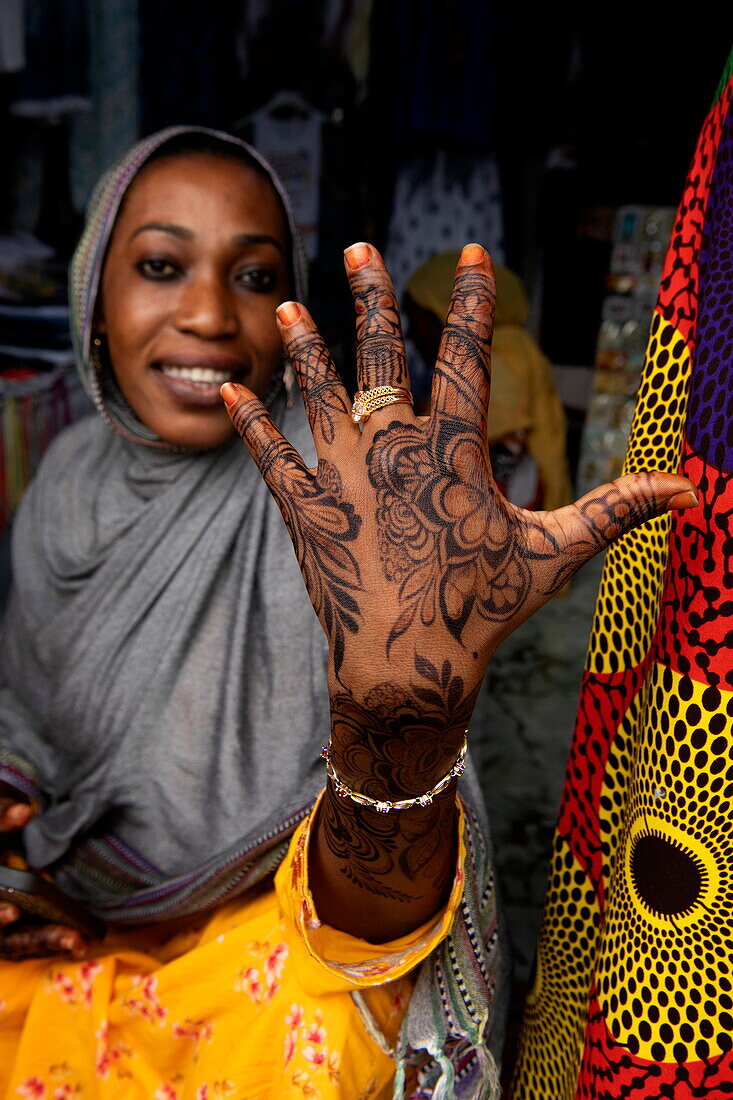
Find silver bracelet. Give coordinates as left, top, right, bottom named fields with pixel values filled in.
left=321, top=734, right=468, bottom=813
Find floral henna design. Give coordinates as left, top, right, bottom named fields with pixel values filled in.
left=320, top=654, right=467, bottom=899
left=278, top=461, right=363, bottom=676
left=329, top=653, right=473, bottom=800
left=368, top=416, right=532, bottom=651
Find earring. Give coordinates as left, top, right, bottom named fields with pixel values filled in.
left=90, top=335, right=105, bottom=375
left=283, top=360, right=296, bottom=409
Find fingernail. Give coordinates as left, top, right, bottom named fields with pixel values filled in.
left=459, top=243, right=485, bottom=266
left=668, top=489, right=698, bottom=510
left=0, top=904, right=16, bottom=922
left=276, top=301, right=301, bottom=326
left=61, top=934, right=76, bottom=951
left=344, top=242, right=371, bottom=270
left=220, top=382, right=240, bottom=408
left=7, top=804, right=30, bottom=826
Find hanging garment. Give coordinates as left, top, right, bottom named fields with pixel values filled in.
left=384, top=151, right=505, bottom=308
left=512, top=48, right=733, bottom=1100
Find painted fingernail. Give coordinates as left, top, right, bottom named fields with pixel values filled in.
left=220, top=382, right=240, bottom=408
left=7, top=804, right=30, bottom=826
left=344, top=242, right=371, bottom=270
left=668, top=490, right=698, bottom=510
left=459, top=243, right=485, bottom=266
left=276, top=301, right=301, bottom=326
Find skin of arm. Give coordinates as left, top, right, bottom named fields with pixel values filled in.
left=222, top=241, right=697, bottom=943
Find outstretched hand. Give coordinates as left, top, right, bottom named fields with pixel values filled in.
left=222, top=242, right=695, bottom=779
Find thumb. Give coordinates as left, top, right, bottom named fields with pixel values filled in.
left=531, top=471, right=697, bottom=588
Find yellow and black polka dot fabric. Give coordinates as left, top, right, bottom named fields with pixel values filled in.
left=512, top=50, right=733, bottom=1100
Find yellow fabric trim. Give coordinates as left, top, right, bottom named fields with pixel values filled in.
left=275, top=793, right=466, bottom=993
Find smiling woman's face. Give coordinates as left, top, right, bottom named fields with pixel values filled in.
left=97, top=152, right=290, bottom=449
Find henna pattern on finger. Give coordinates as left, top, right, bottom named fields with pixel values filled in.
left=286, top=330, right=349, bottom=444
left=233, top=401, right=364, bottom=676
left=231, top=402, right=363, bottom=675
left=276, top=460, right=363, bottom=675
left=536, top=474, right=665, bottom=595
left=433, top=267, right=495, bottom=419
left=229, top=401, right=301, bottom=478
left=350, top=270, right=410, bottom=388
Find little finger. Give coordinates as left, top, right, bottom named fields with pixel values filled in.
left=221, top=383, right=310, bottom=494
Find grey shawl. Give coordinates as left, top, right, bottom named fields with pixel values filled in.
left=0, top=127, right=329, bottom=899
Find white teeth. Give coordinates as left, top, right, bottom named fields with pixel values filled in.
left=159, top=364, right=235, bottom=385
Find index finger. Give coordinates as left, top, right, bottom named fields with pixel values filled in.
left=430, top=244, right=495, bottom=424
left=344, top=243, right=410, bottom=393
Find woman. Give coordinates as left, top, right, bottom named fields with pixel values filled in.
left=0, top=127, right=696, bottom=1098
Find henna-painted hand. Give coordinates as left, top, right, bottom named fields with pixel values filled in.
left=0, top=785, right=85, bottom=959
left=221, top=242, right=696, bottom=938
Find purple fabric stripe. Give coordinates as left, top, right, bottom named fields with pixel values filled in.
left=62, top=803, right=313, bottom=921
left=0, top=763, right=43, bottom=806
left=99, top=833, right=166, bottom=878
left=686, top=95, right=733, bottom=471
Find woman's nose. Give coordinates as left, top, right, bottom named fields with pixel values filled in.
left=173, top=272, right=239, bottom=339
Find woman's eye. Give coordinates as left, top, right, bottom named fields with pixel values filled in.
left=138, top=257, right=180, bottom=280
left=236, top=267, right=277, bottom=292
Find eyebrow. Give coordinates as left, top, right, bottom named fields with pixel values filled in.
left=128, top=222, right=284, bottom=253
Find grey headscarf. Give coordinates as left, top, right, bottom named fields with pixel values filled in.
left=0, top=127, right=330, bottom=915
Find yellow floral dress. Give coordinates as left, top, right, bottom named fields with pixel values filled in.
left=0, top=800, right=464, bottom=1099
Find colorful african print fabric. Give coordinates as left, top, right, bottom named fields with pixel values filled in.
left=511, top=49, right=733, bottom=1099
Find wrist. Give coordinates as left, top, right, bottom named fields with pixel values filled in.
left=326, top=687, right=470, bottom=802
left=323, top=733, right=467, bottom=812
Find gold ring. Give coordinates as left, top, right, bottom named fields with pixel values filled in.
left=351, top=386, right=413, bottom=423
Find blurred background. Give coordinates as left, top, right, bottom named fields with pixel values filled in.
left=0, top=0, right=728, bottom=1056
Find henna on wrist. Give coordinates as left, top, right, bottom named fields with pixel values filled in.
left=328, top=655, right=474, bottom=800
left=313, top=780, right=458, bottom=922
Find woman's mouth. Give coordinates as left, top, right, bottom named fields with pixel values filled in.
left=157, top=363, right=239, bottom=386
left=152, top=361, right=245, bottom=407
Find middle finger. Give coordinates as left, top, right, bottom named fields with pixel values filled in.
left=344, top=243, right=410, bottom=394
